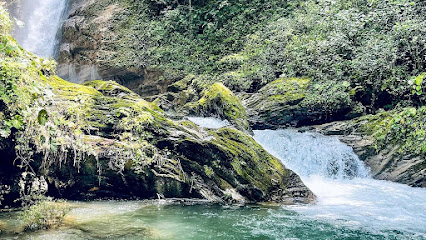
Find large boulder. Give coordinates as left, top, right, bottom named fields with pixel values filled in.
left=244, top=78, right=357, bottom=129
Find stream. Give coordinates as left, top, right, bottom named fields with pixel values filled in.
left=1, top=121, right=425, bottom=239
left=1, top=2, right=425, bottom=238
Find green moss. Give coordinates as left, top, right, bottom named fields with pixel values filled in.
left=208, top=128, right=287, bottom=192
left=84, top=80, right=135, bottom=96
left=186, top=82, right=249, bottom=131
left=203, top=165, right=215, bottom=177
left=169, top=74, right=195, bottom=92
left=198, top=83, right=241, bottom=119
left=261, top=77, right=310, bottom=103
left=0, top=6, right=11, bottom=35
left=48, top=76, right=102, bottom=98
left=355, top=106, right=426, bottom=155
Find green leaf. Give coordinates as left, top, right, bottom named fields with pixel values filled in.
left=415, top=75, right=423, bottom=86
left=342, top=81, right=350, bottom=88
left=37, top=109, right=49, bottom=125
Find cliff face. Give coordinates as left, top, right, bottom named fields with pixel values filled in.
left=57, top=0, right=166, bottom=97
left=57, top=0, right=121, bottom=83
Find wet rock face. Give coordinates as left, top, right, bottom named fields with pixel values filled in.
left=313, top=120, right=425, bottom=188
left=57, top=0, right=168, bottom=97
left=57, top=0, right=121, bottom=83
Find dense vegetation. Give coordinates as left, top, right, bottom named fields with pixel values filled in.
left=115, top=0, right=424, bottom=111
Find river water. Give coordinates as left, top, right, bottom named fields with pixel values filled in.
left=1, top=124, right=425, bottom=239
left=1, top=2, right=426, bottom=236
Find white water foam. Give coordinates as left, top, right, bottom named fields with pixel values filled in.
left=254, top=129, right=369, bottom=179
left=187, top=117, right=230, bottom=129
left=254, top=129, right=426, bottom=236
left=9, top=0, right=67, bottom=57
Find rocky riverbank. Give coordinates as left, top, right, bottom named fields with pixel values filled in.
left=312, top=110, right=426, bottom=187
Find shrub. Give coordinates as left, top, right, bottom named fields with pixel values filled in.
left=20, top=199, right=70, bottom=231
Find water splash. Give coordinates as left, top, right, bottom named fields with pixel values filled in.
left=253, top=129, right=369, bottom=179
left=187, top=117, right=230, bottom=129
left=254, top=129, right=426, bottom=236
left=7, top=0, right=67, bottom=57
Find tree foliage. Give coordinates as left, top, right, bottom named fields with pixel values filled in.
left=128, top=0, right=426, bottom=111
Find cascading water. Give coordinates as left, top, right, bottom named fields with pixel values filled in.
left=253, top=129, right=370, bottom=179
left=6, top=0, right=67, bottom=57
left=187, top=117, right=230, bottom=129
left=1, top=120, right=425, bottom=239
left=254, top=129, right=426, bottom=237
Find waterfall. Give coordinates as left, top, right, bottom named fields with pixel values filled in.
left=254, top=129, right=426, bottom=235
left=253, top=129, right=369, bottom=179
left=170, top=120, right=426, bottom=235
left=6, top=0, right=67, bottom=58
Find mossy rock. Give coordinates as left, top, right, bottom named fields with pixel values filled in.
left=20, top=200, right=70, bottom=231
left=168, top=74, right=196, bottom=93
left=0, top=5, right=313, bottom=206
left=315, top=106, right=426, bottom=187
left=159, top=126, right=315, bottom=203
left=84, top=80, right=138, bottom=98
left=355, top=107, right=426, bottom=159
left=261, top=78, right=310, bottom=103
left=208, top=128, right=290, bottom=194
left=185, top=82, right=250, bottom=132
left=245, top=77, right=353, bottom=129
